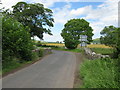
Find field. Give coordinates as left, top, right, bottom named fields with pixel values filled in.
left=44, top=43, right=111, bottom=48
left=43, top=43, right=65, bottom=47
left=87, top=44, right=113, bottom=55
left=41, top=43, right=113, bottom=55
left=87, top=44, right=111, bottom=48
left=90, top=48, right=114, bottom=55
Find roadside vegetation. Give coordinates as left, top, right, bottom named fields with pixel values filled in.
left=2, top=1, right=54, bottom=75
left=80, top=58, right=119, bottom=88
left=1, top=1, right=120, bottom=89
left=78, top=26, right=120, bottom=88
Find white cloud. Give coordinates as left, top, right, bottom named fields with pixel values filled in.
left=25, top=0, right=106, bottom=8
left=70, top=5, right=92, bottom=16
left=53, top=3, right=74, bottom=24
left=0, top=0, right=23, bottom=10
left=43, top=33, right=63, bottom=42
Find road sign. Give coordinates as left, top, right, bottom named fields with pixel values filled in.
left=79, top=35, right=87, bottom=47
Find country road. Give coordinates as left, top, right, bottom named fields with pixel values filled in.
left=2, top=50, right=77, bottom=88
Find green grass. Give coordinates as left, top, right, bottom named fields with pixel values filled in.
left=2, top=49, right=43, bottom=75
left=53, top=47, right=84, bottom=53
left=2, top=58, right=39, bottom=75
left=90, top=48, right=114, bottom=55
left=2, top=59, right=22, bottom=74
left=80, top=58, right=119, bottom=88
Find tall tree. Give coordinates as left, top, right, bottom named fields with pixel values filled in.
left=61, top=19, right=93, bottom=49
left=100, top=26, right=120, bottom=58
left=12, top=2, right=54, bottom=39
left=100, top=26, right=117, bottom=48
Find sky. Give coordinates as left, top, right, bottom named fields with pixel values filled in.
left=1, top=0, right=119, bottom=42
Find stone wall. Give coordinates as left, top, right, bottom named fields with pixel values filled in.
left=84, top=48, right=109, bottom=60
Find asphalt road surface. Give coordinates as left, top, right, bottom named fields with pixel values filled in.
left=2, top=50, right=76, bottom=88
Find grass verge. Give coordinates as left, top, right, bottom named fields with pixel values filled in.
left=79, top=58, right=119, bottom=88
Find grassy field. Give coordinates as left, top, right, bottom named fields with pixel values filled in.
left=90, top=48, right=114, bottom=55
left=80, top=58, right=119, bottom=88
left=44, top=43, right=111, bottom=48
left=87, top=44, right=111, bottom=48
left=45, top=43, right=65, bottom=47
left=42, top=43, right=114, bottom=55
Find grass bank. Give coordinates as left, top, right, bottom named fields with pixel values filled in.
left=79, top=58, right=119, bottom=88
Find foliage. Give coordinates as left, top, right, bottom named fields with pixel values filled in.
left=116, top=28, right=120, bottom=58
left=61, top=19, right=93, bottom=49
left=90, top=48, right=114, bottom=55
left=80, top=58, right=119, bottom=88
left=2, top=16, right=33, bottom=68
left=11, top=2, right=54, bottom=39
left=100, top=26, right=117, bottom=48
left=2, top=50, right=41, bottom=74
left=100, top=26, right=120, bottom=58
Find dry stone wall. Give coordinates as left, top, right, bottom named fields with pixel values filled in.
left=84, top=48, right=109, bottom=60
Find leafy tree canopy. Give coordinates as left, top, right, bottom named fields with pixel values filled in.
left=61, top=19, right=94, bottom=49
left=100, top=26, right=118, bottom=47
left=7, top=2, right=54, bottom=39
left=100, top=26, right=120, bottom=58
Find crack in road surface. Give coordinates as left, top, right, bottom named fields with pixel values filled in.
left=2, top=50, right=76, bottom=88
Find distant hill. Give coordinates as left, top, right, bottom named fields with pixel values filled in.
left=92, top=38, right=101, bottom=44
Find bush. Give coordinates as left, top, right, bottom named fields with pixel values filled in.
left=2, top=16, right=33, bottom=68
left=64, top=41, right=78, bottom=49
left=80, top=58, right=119, bottom=88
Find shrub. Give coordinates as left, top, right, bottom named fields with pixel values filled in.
left=2, top=16, right=33, bottom=68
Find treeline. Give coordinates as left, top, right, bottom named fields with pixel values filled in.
left=2, top=2, right=54, bottom=71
